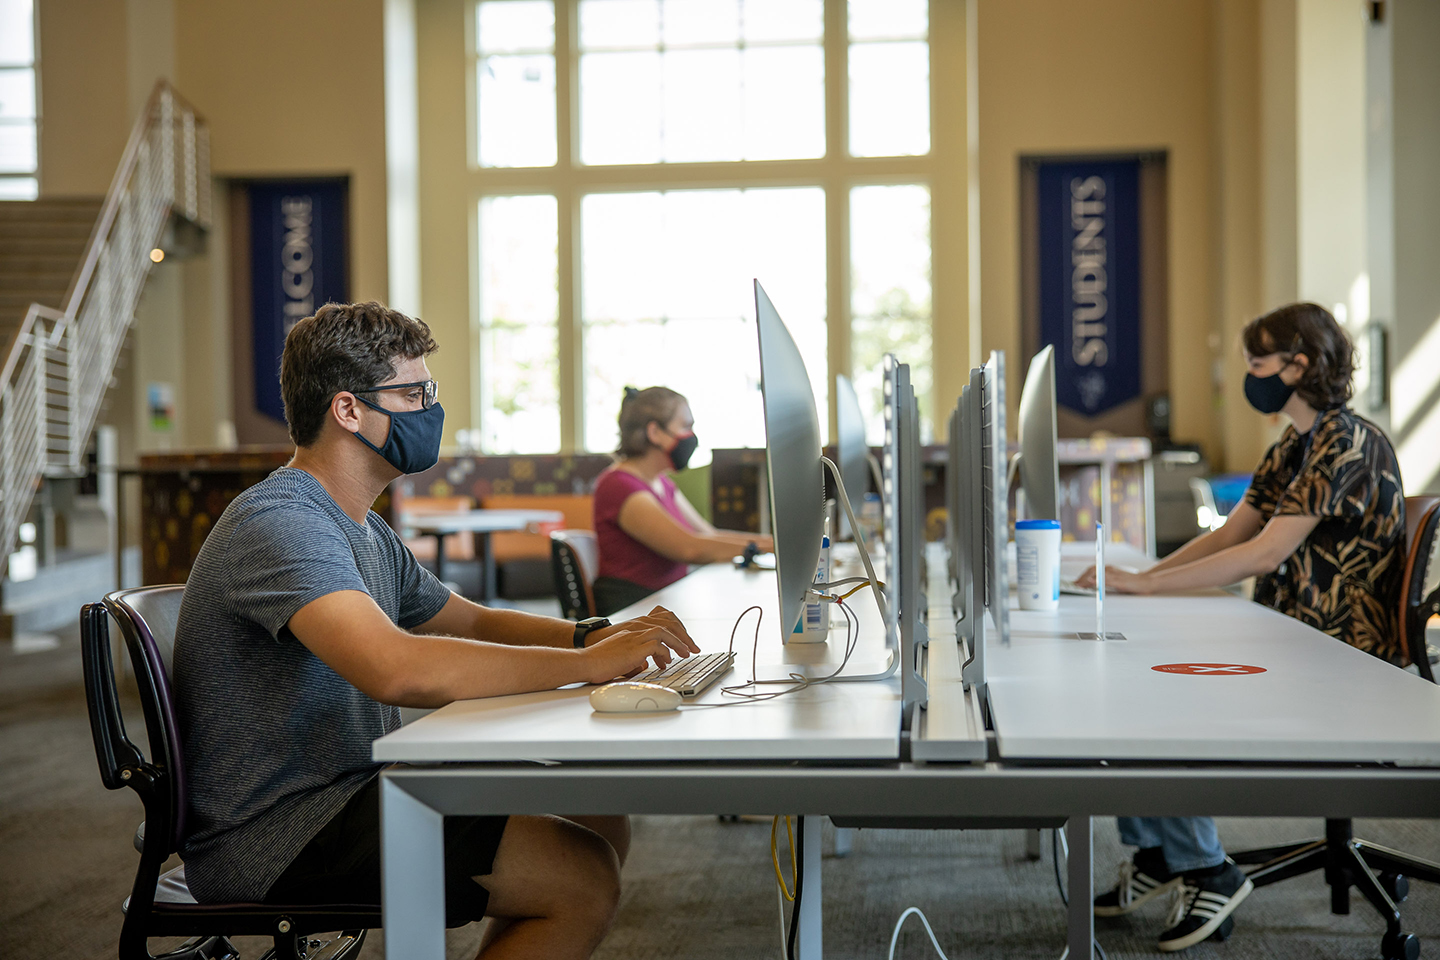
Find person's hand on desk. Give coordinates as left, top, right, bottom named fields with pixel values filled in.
left=1074, top=565, right=1151, bottom=594
left=580, top=606, right=700, bottom=683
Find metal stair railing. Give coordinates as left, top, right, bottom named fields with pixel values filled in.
left=0, top=80, right=210, bottom=561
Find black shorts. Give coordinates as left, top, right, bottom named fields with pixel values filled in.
left=264, top=776, right=509, bottom=928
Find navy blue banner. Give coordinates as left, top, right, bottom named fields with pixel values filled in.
left=1036, top=160, right=1141, bottom=416
left=250, top=179, right=349, bottom=422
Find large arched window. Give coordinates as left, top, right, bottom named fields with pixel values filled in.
left=464, top=0, right=945, bottom=457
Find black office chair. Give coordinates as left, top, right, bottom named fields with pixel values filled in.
left=1230, top=496, right=1440, bottom=960
left=1400, top=496, right=1440, bottom=682
left=81, top=586, right=379, bottom=960
left=550, top=529, right=599, bottom=620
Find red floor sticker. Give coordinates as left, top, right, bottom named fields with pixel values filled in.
left=1152, top=663, right=1267, bottom=676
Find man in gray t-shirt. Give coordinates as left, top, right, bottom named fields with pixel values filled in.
left=174, top=301, right=696, bottom=955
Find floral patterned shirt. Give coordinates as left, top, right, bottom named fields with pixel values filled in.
left=1244, top=406, right=1406, bottom=664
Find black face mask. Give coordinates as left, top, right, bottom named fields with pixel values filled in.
left=354, top=397, right=446, bottom=474
left=666, top=432, right=699, bottom=472
left=1243, top=372, right=1295, bottom=415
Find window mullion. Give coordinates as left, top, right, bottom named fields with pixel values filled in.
left=824, top=0, right=850, bottom=442
left=557, top=0, right=580, bottom=453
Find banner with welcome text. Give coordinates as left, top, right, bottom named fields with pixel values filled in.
left=249, top=179, right=349, bottom=423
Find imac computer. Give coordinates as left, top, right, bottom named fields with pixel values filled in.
left=1015, top=344, right=1060, bottom=521
left=753, top=281, right=891, bottom=681
left=834, top=374, right=870, bottom=542
left=945, top=398, right=971, bottom=621
left=754, top=281, right=825, bottom=643
left=957, top=351, right=1010, bottom=696
left=880, top=354, right=929, bottom=713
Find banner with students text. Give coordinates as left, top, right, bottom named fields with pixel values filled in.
left=1036, top=160, right=1141, bottom=417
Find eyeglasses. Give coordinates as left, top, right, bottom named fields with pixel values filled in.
left=351, top=379, right=439, bottom=409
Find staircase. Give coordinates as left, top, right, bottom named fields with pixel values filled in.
left=0, top=81, right=210, bottom=564
left=0, top=199, right=103, bottom=359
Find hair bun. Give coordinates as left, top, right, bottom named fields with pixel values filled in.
left=623, top=386, right=639, bottom=401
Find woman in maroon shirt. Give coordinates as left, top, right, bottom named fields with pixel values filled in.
left=591, top=386, right=774, bottom=616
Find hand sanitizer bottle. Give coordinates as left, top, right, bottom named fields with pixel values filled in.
left=792, top=518, right=832, bottom=642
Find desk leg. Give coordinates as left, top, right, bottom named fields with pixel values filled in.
left=1067, top=816, right=1094, bottom=960
left=382, top=776, right=447, bottom=960
left=480, top=531, right=497, bottom=603
left=797, top=815, right=824, bottom=960
left=432, top=533, right=449, bottom=584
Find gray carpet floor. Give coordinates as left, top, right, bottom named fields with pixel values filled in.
left=4, top=623, right=1438, bottom=960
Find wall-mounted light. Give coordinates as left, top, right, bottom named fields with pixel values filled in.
left=149, top=248, right=165, bottom=263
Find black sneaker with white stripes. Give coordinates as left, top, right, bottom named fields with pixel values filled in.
left=1157, top=861, right=1253, bottom=952
left=1094, top=848, right=1182, bottom=917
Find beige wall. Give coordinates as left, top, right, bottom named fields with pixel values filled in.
left=976, top=0, right=1225, bottom=463
left=1389, top=0, right=1440, bottom=494
left=415, top=0, right=476, bottom=437
left=1296, top=0, right=1369, bottom=410
left=34, top=0, right=392, bottom=457
left=174, top=0, right=390, bottom=306
left=1214, top=0, right=1268, bottom=474
left=36, top=0, right=130, bottom=196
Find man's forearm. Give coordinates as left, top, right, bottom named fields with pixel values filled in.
left=386, top=634, right=591, bottom=706
left=471, top=604, right=575, bottom=648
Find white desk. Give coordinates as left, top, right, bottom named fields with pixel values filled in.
left=379, top=546, right=1440, bottom=960
left=400, top=508, right=563, bottom=601
left=377, top=561, right=901, bottom=960
left=981, top=543, right=1440, bottom=763
left=376, top=563, right=901, bottom=764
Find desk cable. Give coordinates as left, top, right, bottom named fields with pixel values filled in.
left=768, top=829, right=1106, bottom=960
left=771, top=823, right=953, bottom=960
left=679, top=597, right=866, bottom=710
left=821, top=456, right=889, bottom=624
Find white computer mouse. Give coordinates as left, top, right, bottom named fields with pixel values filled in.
left=588, top=681, right=683, bottom=713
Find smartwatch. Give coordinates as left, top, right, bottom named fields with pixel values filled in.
left=573, top=616, right=611, bottom=648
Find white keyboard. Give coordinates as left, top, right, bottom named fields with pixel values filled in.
left=1060, top=577, right=1096, bottom=596
left=628, top=651, right=736, bottom=697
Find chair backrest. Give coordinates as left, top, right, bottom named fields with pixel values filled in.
left=1400, top=496, right=1440, bottom=682
left=550, top=529, right=598, bottom=620
left=81, top=602, right=146, bottom=793
left=103, top=585, right=189, bottom=852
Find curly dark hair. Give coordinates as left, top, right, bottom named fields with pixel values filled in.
left=280, top=301, right=438, bottom=447
left=1241, top=302, right=1356, bottom=410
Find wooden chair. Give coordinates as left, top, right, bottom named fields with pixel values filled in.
left=1229, top=495, right=1440, bottom=960
left=550, top=529, right=599, bottom=620
left=81, top=586, right=377, bottom=959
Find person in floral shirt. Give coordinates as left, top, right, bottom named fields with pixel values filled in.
left=1078, top=302, right=1405, bottom=952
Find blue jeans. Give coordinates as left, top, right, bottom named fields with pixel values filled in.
left=1117, top=817, right=1226, bottom=874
